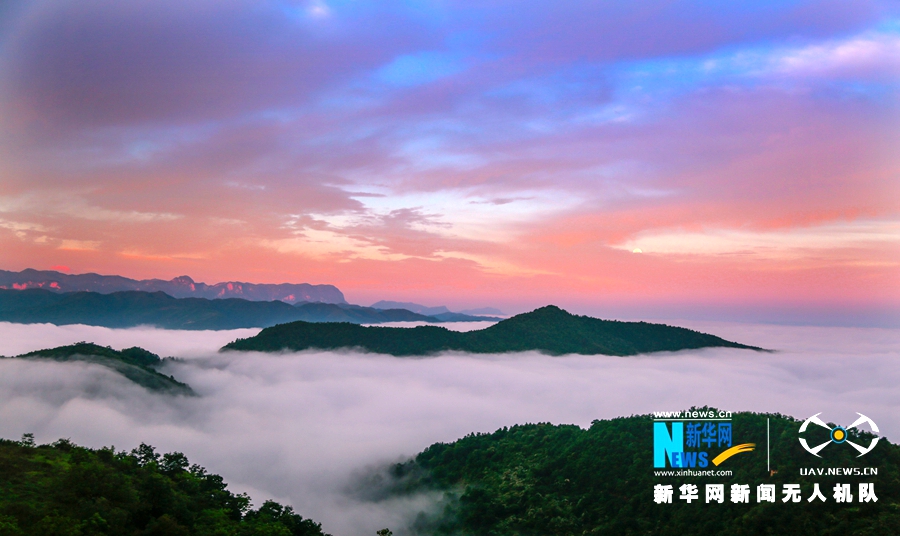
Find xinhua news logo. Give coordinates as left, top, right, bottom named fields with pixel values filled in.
left=653, top=410, right=754, bottom=469
left=798, top=412, right=880, bottom=458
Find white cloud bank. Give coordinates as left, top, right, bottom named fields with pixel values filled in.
left=0, top=322, right=261, bottom=357
left=0, top=321, right=898, bottom=535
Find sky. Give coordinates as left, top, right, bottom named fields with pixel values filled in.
left=0, top=0, right=898, bottom=320
left=1, top=321, right=898, bottom=534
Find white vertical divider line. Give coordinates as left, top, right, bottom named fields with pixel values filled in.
left=767, top=418, right=770, bottom=473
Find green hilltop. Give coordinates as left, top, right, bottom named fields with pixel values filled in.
left=8, top=342, right=193, bottom=395
left=380, top=410, right=900, bottom=535
left=0, top=436, right=330, bottom=536
left=223, top=305, right=762, bottom=356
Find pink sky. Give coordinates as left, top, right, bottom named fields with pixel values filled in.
left=0, top=1, right=898, bottom=321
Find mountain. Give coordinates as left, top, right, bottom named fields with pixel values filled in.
left=0, top=289, right=495, bottom=329
left=11, top=342, right=194, bottom=395
left=0, top=289, right=304, bottom=329
left=371, top=300, right=452, bottom=316
left=429, top=311, right=502, bottom=322
left=380, top=410, right=899, bottom=535
left=293, top=302, right=435, bottom=323
left=458, top=306, right=504, bottom=316
left=0, top=268, right=345, bottom=304
left=223, top=305, right=761, bottom=356
left=0, top=437, right=330, bottom=535
left=371, top=301, right=505, bottom=318
left=8, top=342, right=193, bottom=394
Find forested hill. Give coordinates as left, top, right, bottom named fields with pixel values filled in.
left=382, top=411, right=900, bottom=535
left=8, top=342, right=193, bottom=395
left=0, top=437, right=330, bottom=536
left=223, top=305, right=761, bottom=356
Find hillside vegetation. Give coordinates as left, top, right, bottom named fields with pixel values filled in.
left=0, top=436, right=330, bottom=536
left=224, top=305, right=760, bottom=356
left=386, top=411, right=900, bottom=535
left=7, top=343, right=193, bottom=395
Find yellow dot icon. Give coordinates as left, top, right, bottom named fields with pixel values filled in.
left=834, top=429, right=844, bottom=441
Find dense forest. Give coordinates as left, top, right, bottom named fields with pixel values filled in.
left=224, top=305, right=760, bottom=356
left=0, top=436, right=329, bottom=536
left=385, top=411, right=900, bottom=535
left=2, top=412, right=896, bottom=535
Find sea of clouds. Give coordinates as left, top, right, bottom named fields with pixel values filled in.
left=0, top=320, right=898, bottom=535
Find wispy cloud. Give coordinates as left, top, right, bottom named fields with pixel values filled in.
left=769, top=32, right=900, bottom=78
left=615, top=219, right=900, bottom=262
left=0, top=1, right=897, bottom=312
left=58, top=239, right=101, bottom=251
left=0, top=192, right=181, bottom=223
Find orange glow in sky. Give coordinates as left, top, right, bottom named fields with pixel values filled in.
left=0, top=1, right=898, bottom=320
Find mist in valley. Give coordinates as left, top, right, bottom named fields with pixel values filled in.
left=0, top=320, right=897, bottom=535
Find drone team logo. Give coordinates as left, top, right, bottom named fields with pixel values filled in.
left=798, top=412, right=880, bottom=457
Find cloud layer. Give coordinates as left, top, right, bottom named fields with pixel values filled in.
left=0, top=322, right=898, bottom=534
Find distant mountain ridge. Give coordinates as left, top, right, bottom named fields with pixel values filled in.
left=223, top=305, right=762, bottom=356
left=0, top=288, right=495, bottom=329
left=458, top=306, right=504, bottom=316
left=0, top=268, right=345, bottom=304
left=371, top=300, right=505, bottom=318
left=371, top=300, right=451, bottom=316
left=369, top=300, right=500, bottom=322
